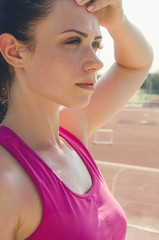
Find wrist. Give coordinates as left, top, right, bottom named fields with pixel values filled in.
left=106, top=14, right=127, bottom=33
left=105, top=15, right=133, bottom=44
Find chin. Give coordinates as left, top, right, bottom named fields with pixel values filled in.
left=64, top=97, right=91, bottom=110
left=70, top=99, right=90, bottom=109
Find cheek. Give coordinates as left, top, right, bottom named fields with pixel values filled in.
left=39, top=49, right=73, bottom=79
left=24, top=45, right=82, bottom=103
left=44, top=51, right=80, bottom=88
left=25, top=56, right=69, bottom=98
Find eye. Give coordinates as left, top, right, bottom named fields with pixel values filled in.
left=92, top=41, right=103, bottom=51
left=64, top=37, right=82, bottom=46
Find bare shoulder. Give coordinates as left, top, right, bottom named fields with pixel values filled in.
left=0, top=146, right=20, bottom=239
left=0, top=146, right=42, bottom=240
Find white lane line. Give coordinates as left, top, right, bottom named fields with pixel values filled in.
left=127, top=223, right=159, bottom=234
left=111, top=168, right=125, bottom=195
left=95, top=160, right=159, bottom=173
left=122, top=108, right=159, bottom=112
left=126, top=200, right=159, bottom=208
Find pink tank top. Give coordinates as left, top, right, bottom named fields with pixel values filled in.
left=0, top=125, right=127, bottom=240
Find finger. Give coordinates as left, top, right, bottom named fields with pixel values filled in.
left=75, top=0, right=91, bottom=6
left=86, top=0, right=113, bottom=12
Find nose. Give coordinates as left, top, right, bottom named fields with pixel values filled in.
left=82, top=50, right=104, bottom=73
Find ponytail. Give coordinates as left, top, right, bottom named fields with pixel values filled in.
left=0, top=52, right=9, bottom=123
left=0, top=0, right=56, bottom=123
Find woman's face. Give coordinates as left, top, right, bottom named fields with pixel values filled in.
left=22, top=0, right=103, bottom=109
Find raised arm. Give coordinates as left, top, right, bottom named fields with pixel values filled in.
left=85, top=0, right=153, bottom=135
left=60, top=0, right=153, bottom=142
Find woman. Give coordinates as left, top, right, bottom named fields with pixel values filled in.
left=0, top=0, right=153, bottom=239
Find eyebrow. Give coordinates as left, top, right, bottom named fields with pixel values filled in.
left=60, top=29, right=102, bottom=40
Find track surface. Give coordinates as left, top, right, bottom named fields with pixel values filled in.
left=88, top=107, right=159, bottom=239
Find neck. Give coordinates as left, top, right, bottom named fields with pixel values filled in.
left=2, top=89, right=62, bottom=151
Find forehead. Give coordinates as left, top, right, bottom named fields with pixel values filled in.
left=37, top=0, right=101, bottom=37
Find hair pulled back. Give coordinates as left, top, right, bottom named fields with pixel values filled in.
left=0, top=0, right=55, bottom=123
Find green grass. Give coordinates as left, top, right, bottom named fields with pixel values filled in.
left=129, top=89, right=159, bottom=103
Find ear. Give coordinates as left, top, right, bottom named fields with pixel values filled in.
left=0, top=33, right=25, bottom=68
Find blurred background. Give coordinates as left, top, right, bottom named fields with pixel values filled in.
left=88, top=0, right=159, bottom=239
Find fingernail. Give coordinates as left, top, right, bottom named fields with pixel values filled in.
left=87, top=5, right=95, bottom=11
left=76, top=0, right=82, bottom=3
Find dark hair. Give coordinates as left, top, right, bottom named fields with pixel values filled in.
left=0, top=0, right=56, bottom=123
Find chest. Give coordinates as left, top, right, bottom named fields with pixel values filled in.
left=15, top=148, right=127, bottom=240
left=16, top=148, right=93, bottom=239
left=39, top=146, right=93, bottom=195
left=18, top=163, right=127, bottom=240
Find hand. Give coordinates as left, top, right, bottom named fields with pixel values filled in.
left=75, top=0, right=125, bottom=30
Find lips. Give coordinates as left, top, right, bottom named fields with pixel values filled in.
left=76, top=80, right=96, bottom=91
left=75, top=81, right=96, bottom=91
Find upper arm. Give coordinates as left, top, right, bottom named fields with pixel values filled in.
left=85, top=63, right=150, bottom=135
left=60, top=63, right=150, bottom=141
left=0, top=150, right=20, bottom=240
left=0, top=177, right=18, bottom=240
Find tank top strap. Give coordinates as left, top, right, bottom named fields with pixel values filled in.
left=59, top=126, right=103, bottom=180
left=0, top=125, right=54, bottom=194
left=0, top=125, right=101, bottom=183
left=0, top=125, right=12, bottom=144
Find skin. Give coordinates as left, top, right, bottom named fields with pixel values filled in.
left=0, top=0, right=153, bottom=239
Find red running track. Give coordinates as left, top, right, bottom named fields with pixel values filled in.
left=88, top=107, right=159, bottom=240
